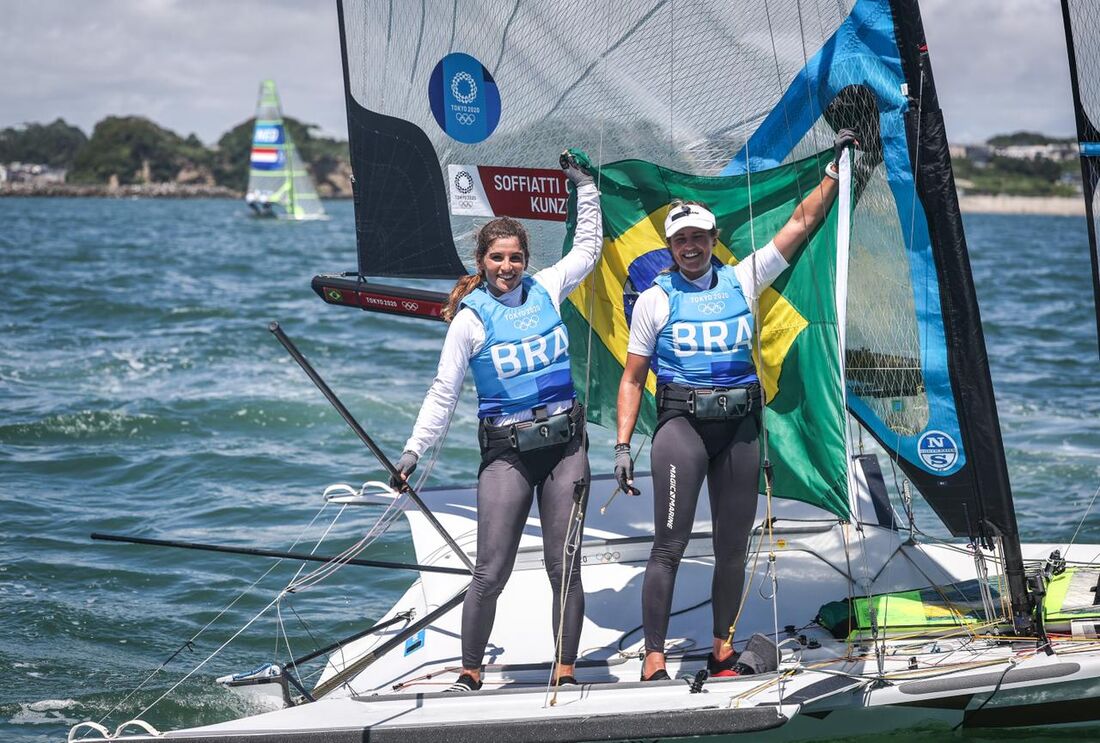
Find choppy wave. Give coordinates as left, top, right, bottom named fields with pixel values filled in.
left=1, top=202, right=1098, bottom=742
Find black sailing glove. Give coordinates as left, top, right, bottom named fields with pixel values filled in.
left=826, top=129, right=860, bottom=180
left=560, top=149, right=594, bottom=188
left=833, top=128, right=860, bottom=164
left=614, top=443, right=640, bottom=496
left=390, top=450, right=418, bottom=491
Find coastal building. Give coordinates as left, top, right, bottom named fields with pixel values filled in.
left=3, top=162, right=67, bottom=184
left=994, top=143, right=1077, bottom=162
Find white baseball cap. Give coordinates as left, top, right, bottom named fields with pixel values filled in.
left=664, top=202, right=716, bottom=238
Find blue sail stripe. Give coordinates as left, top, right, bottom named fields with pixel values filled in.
left=722, top=0, right=964, bottom=476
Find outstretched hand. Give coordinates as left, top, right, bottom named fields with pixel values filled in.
left=560, top=149, right=594, bottom=188
left=390, top=450, right=418, bottom=491
left=833, top=128, right=860, bottom=164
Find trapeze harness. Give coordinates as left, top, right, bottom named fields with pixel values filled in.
left=652, top=267, right=762, bottom=422
left=461, top=277, right=584, bottom=464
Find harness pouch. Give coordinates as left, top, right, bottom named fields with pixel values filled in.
left=511, top=412, right=574, bottom=452
left=692, top=387, right=750, bottom=420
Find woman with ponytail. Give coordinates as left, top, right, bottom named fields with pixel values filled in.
left=392, top=151, right=602, bottom=692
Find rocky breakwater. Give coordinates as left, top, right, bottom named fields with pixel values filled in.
left=0, top=181, right=241, bottom=198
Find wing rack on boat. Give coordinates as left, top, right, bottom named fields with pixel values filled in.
left=312, top=274, right=448, bottom=321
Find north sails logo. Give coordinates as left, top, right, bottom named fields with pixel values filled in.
left=917, top=430, right=959, bottom=472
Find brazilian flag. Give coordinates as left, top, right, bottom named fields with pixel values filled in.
left=561, top=150, right=850, bottom=519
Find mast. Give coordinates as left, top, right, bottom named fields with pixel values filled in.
left=1060, top=0, right=1100, bottom=358
left=285, top=138, right=298, bottom=219
left=889, top=0, right=1032, bottom=631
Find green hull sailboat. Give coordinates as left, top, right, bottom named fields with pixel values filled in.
left=245, top=80, right=326, bottom=221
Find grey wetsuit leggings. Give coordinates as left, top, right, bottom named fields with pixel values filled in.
left=643, top=412, right=760, bottom=654
left=461, top=427, right=589, bottom=670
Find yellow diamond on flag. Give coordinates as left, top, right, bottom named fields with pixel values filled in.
left=567, top=204, right=807, bottom=402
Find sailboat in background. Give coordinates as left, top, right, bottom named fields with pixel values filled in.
left=70, top=1, right=1100, bottom=741
left=245, top=80, right=326, bottom=221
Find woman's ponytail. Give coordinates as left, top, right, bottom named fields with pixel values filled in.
left=442, top=273, right=484, bottom=322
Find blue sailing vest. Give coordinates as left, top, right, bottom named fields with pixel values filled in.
left=461, top=278, right=575, bottom=418
left=653, top=266, right=759, bottom=387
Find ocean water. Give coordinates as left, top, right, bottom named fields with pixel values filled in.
left=1, top=198, right=1098, bottom=742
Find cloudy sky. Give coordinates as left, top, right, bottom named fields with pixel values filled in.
left=0, top=0, right=1077, bottom=146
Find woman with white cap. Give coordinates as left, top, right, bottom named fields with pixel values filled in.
left=615, top=131, right=856, bottom=682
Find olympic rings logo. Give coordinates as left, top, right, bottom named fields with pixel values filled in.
left=402, top=301, right=420, bottom=312
left=455, top=112, right=477, bottom=126
left=513, top=316, right=539, bottom=331
left=697, top=301, right=726, bottom=316
left=450, top=71, right=478, bottom=104
left=579, top=551, right=622, bottom=564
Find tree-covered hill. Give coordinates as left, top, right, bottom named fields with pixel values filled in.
left=0, top=119, right=87, bottom=168
left=2, top=115, right=350, bottom=194
left=69, top=116, right=213, bottom=184
left=985, top=131, right=1075, bottom=148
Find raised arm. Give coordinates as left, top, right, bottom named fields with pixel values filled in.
left=534, top=151, right=603, bottom=305
left=772, top=129, right=858, bottom=262
left=771, top=175, right=839, bottom=261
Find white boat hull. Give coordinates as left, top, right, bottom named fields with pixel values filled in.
left=93, top=474, right=1100, bottom=741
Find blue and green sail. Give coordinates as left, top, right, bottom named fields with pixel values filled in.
left=246, top=80, right=326, bottom=221
left=561, top=150, right=851, bottom=519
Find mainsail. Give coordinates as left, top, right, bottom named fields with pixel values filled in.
left=562, top=150, right=853, bottom=517
left=246, top=80, right=326, bottom=221
left=1061, top=0, right=1100, bottom=357
left=326, top=0, right=1031, bottom=622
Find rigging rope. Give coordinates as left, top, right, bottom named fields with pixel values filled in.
left=95, top=500, right=337, bottom=726
left=1065, top=481, right=1100, bottom=554
left=547, top=0, right=609, bottom=703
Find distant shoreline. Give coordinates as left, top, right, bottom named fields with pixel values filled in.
left=0, top=182, right=241, bottom=199
left=0, top=183, right=1087, bottom=215
left=0, top=182, right=355, bottom=199
left=956, top=194, right=1084, bottom=217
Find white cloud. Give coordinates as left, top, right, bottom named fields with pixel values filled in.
left=0, top=0, right=1083, bottom=145
left=0, top=0, right=345, bottom=143
left=920, top=0, right=1076, bottom=142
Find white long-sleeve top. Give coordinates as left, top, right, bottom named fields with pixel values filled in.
left=626, top=241, right=789, bottom=357
left=403, top=183, right=603, bottom=457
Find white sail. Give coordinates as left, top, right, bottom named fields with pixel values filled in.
left=245, top=80, right=326, bottom=221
